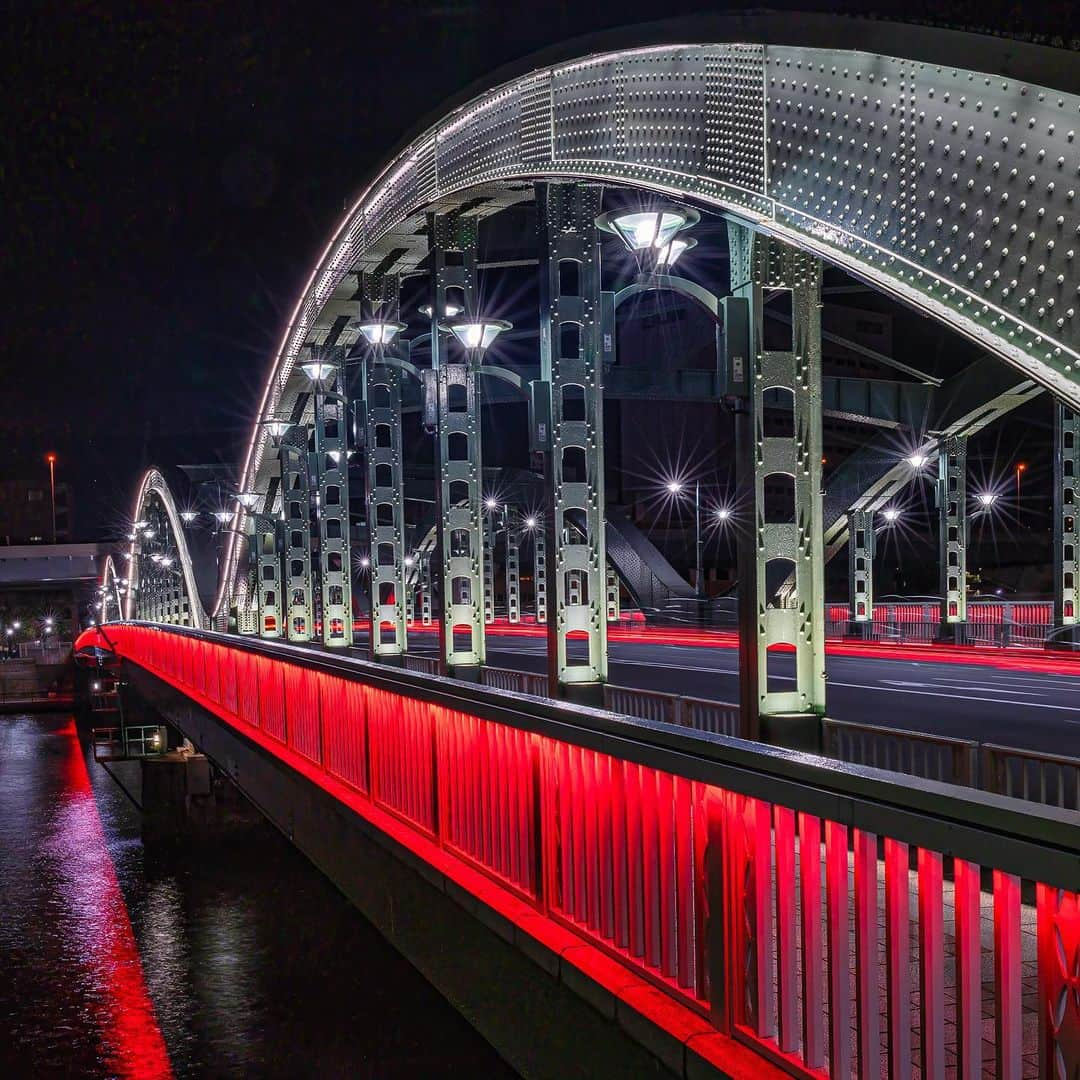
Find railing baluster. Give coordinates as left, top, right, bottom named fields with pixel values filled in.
left=917, top=848, right=945, bottom=1079
left=774, top=805, right=798, bottom=1054
left=854, top=828, right=880, bottom=1079
left=611, top=759, right=629, bottom=950
left=993, top=870, right=1023, bottom=1080
left=626, top=763, right=644, bottom=959
left=658, top=770, right=676, bottom=979
left=954, top=857, right=982, bottom=1079
left=884, top=838, right=911, bottom=1079
left=675, top=775, right=694, bottom=990
left=826, top=820, right=852, bottom=1077
left=799, top=813, right=825, bottom=1070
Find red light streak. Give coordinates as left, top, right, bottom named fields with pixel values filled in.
left=51, top=718, right=173, bottom=1079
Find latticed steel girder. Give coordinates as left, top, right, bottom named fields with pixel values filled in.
left=279, top=426, right=314, bottom=642
left=312, top=351, right=353, bottom=647
left=255, top=513, right=284, bottom=638
left=127, top=468, right=208, bottom=630
left=848, top=508, right=874, bottom=624
left=228, top=35, right=1080, bottom=616
left=537, top=181, right=608, bottom=687
left=361, top=272, right=409, bottom=658
left=730, top=222, right=826, bottom=718
left=429, top=214, right=486, bottom=670
left=1055, top=405, right=1080, bottom=625
left=939, top=436, right=968, bottom=625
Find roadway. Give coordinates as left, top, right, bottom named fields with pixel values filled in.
left=394, top=632, right=1080, bottom=756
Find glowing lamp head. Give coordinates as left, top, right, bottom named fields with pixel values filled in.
left=359, top=556, right=370, bottom=569
left=655, top=236, right=697, bottom=268
left=261, top=418, right=293, bottom=441
left=142, top=529, right=154, bottom=539
left=976, top=491, right=999, bottom=509
left=484, top=497, right=499, bottom=511
left=596, top=205, right=699, bottom=254
left=440, top=317, right=512, bottom=353
left=214, top=510, right=233, bottom=525
left=133, top=520, right=148, bottom=529
left=159, top=556, right=174, bottom=568
left=882, top=508, right=902, bottom=524
left=180, top=510, right=198, bottom=523
left=419, top=303, right=462, bottom=319
left=906, top=453, right=929, bottom=470
left=404, top=555, right=415, bottom=568
left=715, top=507, right=732, bottom=521
left=525, top=516, right=538, bottom=529
left=666, top=480, right=684, bottom=495
left=235, top=492, right=260, bottom=510
left=46, top=453, right=56, bottom=464
left=356, top=320, right=405, bottom=346
left=299, top=358, right=338, bottom=384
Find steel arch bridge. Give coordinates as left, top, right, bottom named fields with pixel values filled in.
left=121, top=16, right=1080, bottom=722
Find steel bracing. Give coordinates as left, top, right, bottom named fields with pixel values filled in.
left=1055, top=404, right=1080, bottom=625
left=730, top=221, right=826, bottom=719
left=280, top=426, right=314, bottom=642
left=430, top=214, right=486, bottom=671
left=362, top=273, right=409, bottom=658
left=538, top=181, right=608, bottom=688
left=939, top=435, right=969, bottom=626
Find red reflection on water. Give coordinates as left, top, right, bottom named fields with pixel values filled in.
left=51, top=719, right=173, bottom=1079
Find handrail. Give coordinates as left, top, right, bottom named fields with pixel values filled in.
left=112, top=622, right=1080, bottom=887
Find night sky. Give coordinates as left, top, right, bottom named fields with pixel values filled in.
left=5, top=1, right=1074, bottom=540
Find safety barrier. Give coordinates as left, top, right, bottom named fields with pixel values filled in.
left=403, top=654, right=439, bottom=676
left=603, top=685, right=741, bottom=738
left=480, top=665, right=548, bottom=697
left=822, top=718, right=978, bottom=787
left=983, top=743, right=1080, bottom=813
left=107, top=622, right=1079, bottom=1079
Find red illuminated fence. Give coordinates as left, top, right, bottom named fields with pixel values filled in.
left=109, top=623, right=1078, bottom=1079
left=825, top=601, right=1057, bottom=647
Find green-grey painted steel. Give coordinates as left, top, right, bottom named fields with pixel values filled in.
left=280, top=428, right=314, bottom=642
left=538, top=181, right=608, bottom=686
left=1055, top=404, right=1080, bottom=625
left=939, top=435, right=968, bottom=625
left=254, top=512, right=283, bottom=639
left=729, top=221, right=826, bottom=717
left=848, top=508, right=874, bottom=623
left=430, top=214, right=486, bottom=669
left=312, top=351, right=353, bottom=646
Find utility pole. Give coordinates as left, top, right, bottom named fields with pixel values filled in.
left=46, top=454, right=57, bottom=542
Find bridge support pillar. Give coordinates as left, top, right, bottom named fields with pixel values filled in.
left=253, top=513, right=283, bottom=638
left=312, top=348, right=353, bottom=647
left=728, top=222, right=825, bottom=747
left=848, top=507, right=873, bottom=639
left=483, top=511, right=496, bottom=624
left=280, top=428, right=314, bottom=642
left=1055, top=403, right=1080, bottom=634
left=533, top=526, right=547, bottom=623
left=361, top=273, right=408, bottom=660
left=938, top=435, right=968, bottom=642
left=429, top=214, right=485, bottom=677
left=506, top=519, right=520, bottom=624
left=419, top=552, right=433, bottom=627
left=605, top=566, right=620, bottom=623
left=537, top=181, right=608, bottom=698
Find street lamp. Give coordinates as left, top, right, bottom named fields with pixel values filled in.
left=440, top=317, right=513, bottom=353
left=882, top=507, right=902, bottom=525
left=235, top=492, right=261, bottom=510
left=975, top=491, right=999, bottom=510
left=213, top=510, right=234, bottom=525
left=596, top=204, right=700, bottom=255
left=524, top=515, right=538, bottom=530
left=655, top=236, right=697, bottom=268
left=298, top=357, right=339, bottom=384
left=714, top=507, right=732, bottom=522
left=1016, top=462, right=1027, bottom=523
left=261, top=418, right=293, bottom=443
left=665, top=478, right=705, bottom=599
left=45, top=453, right=57, bottom=542
left=355, top=320, right=406, bottom=346
left=906, top=453, right=929, bottom=470
left=180, top=510, right=198, bottom=524
left=418, top=303, right=462, bottom=319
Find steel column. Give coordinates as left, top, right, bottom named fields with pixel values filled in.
left=939, top=435, right=968, bottom=628
left=506, top=519, right=520, bottom=624
left=362, top=274, right=408, bottom=659
left=419, top=552, right=433, bottom=627
left=1055, top=403, right=1080, bottom=625
left=312, top=349, right=353, bottom=646
left=537, top=181, right=608, bottom=690
left=254, top=512, right=283, bottom=638
left=280, top=428, right=314, bottom=642
left=534, top=526, right=547, bottom=623
left=848, top=508, right=873, bottom=625
left=728, top=222, right=825, bottom=726
left=605, top=566, right=620, bottom=622
left=429, top=214, right=485, bottom=671
left=483, top=511, right=496, bottom=624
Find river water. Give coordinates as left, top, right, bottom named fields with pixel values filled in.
left=0, top=713, right=516, bottom=1078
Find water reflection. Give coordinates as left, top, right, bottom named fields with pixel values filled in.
left=0, top=714, right=516, bottom=1077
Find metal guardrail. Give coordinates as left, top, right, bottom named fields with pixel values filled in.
left=112, top=622, right=1080, bottom=1078
left=403, top=654, right=439, bottom=676
left=983, top=743, right=1080, bottom=812
left=604, top=684, right=741, bottom=737
left=822, top=718, right=978, bottom=787
left=91, top=724, right=166, bottom=761
left=481, top=665, right=548, bottom=697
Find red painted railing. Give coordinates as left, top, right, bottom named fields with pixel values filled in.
left=107, top=624, right=1079, bottom=1078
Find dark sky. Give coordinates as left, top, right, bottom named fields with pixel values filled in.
left=3, top=1, right=1072, bottom=539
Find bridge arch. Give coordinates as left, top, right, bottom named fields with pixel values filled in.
left=220, top=17, right=1080, bottom=613
left=127, top=468, right=209, bottom=629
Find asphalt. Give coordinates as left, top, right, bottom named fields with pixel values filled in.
left=399, top=634, right=1080, bottom=756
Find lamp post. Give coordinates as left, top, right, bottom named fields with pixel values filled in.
left=666, top=479, right=704, bottom=599
left=45, top=454, right=57, bottom=542
left=1015, top=462, right=1026, bottom=523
